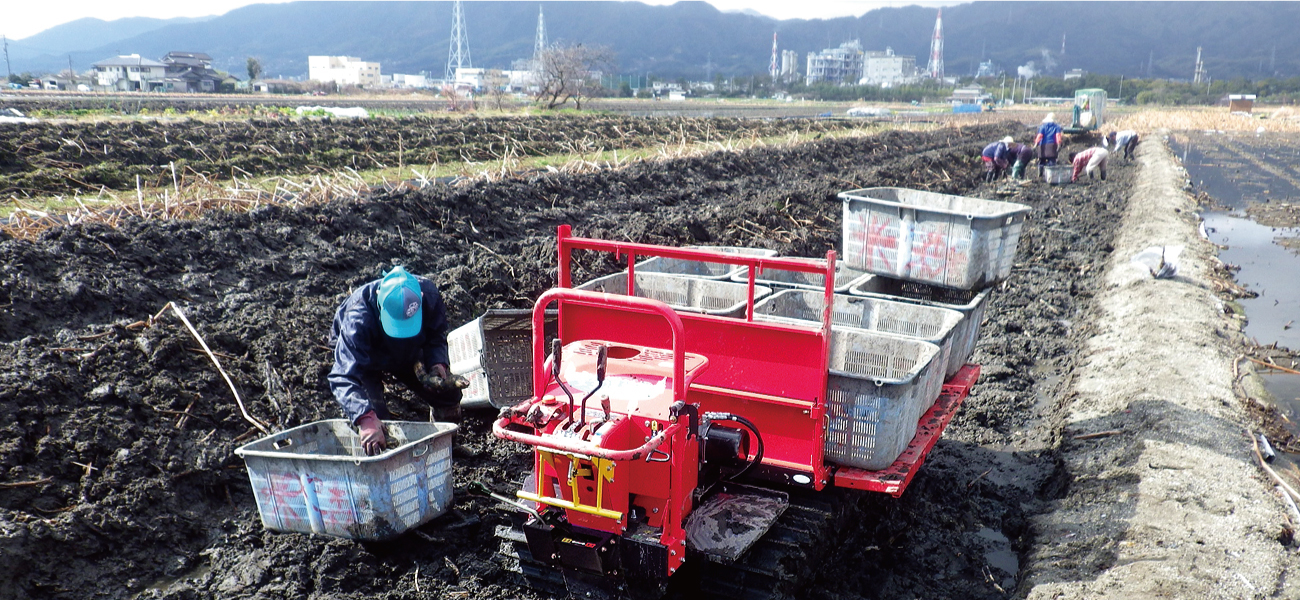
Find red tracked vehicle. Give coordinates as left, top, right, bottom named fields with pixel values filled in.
left=491, top=225, right=980, bottom=597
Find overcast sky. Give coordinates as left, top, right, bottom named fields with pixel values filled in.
left=2, top=0, right=953, bottom=40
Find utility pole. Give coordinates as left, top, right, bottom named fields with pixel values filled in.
left=3, top=35, right=11, bottom=80
left=1117, top=75, right=1124, bottom=103
left=68, top=55, right=75, bottom=87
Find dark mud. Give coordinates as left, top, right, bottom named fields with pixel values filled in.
left=0, top=121, right=1130, bottom=600
left=0, top=115, right=864, bottom=197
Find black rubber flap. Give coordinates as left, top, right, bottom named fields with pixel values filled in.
left=684, top=482, right=790, bottom=564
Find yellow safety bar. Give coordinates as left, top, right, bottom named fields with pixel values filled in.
left=518, top=451, right=622, bottom=521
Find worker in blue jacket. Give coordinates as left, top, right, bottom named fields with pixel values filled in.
left=1033, top=113, right=1064, bottom=176
left=329, top=265, right=464, bottom=455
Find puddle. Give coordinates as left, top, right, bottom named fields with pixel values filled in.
left=974, top=526, right=1019, bottom=585
left=1201, top=212, right=1300, bottom=350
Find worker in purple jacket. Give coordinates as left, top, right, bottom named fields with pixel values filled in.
left=1007, top=140, right=1035, bottom=180
left=981, top=137, right=1012, bottom=182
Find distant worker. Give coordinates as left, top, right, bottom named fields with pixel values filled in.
left=981, top=136, right=1012, bottom=182
left=329, top=265, right=467, bottom=456
left=1105, top=130, right=1140, bottom=161
left=1033, top=113, right=1064, bottom=176
left=1070, top=147, right=1110, bottom=183
left=1007, top=140, right=1035, bottom=180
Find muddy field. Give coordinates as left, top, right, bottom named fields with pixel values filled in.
left=0, top=115, right=865, bottom=198
left=0, top=117, right=1140, bottom=600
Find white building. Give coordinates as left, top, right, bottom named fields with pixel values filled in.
left=92, top=55, right=167, bottom=91
left=308, top=56, right=381, bottom=87
left=453, top=67, right=486, bottom=89
left=860, top=47, right=919, bottom=86
left=806, top=40, right=864, bottom=86
left=389, top=73, right=428, bottom=88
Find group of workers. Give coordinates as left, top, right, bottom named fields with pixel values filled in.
left=981, top=112, right=1140, bottom=184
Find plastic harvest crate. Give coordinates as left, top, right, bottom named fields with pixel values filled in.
left=825, top=331, right=943, bottom=470
left=235, top=420, right=456, bottom=541
left=1043, top=165, right=1070, bottom=185
left=752, top=289, right=965, bottom=379
left=448, top=309, right=558, bottom=409
left=730, top=261, right=873, bottom=293
left=576, top=271, right=772, bottom=317
left=839, top=187, right=1030, bottom=290
left=633, top=246, right=778, bottom=280
left=849, top=276, right=989, bottom=376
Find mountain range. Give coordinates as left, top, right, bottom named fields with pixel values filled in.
left=10, top=1, right=1298, bottom=82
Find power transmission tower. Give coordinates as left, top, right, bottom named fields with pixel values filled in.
left=926, top=9, right=944, bottom=79
left=445, top=0, right=472, bottom=81
left=1192, top=46, right=1206, bottom=84
left=534, top=5, right=547, bottom=60
left=769, top=32, right=778, bottom=79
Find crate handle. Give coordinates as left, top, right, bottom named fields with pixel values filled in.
left=411, top=443, right=430, bottom=458
left=273, top=438, right=293, bottom=450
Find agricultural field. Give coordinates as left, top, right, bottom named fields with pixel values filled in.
left=0, top=105, right=1295, bottom=600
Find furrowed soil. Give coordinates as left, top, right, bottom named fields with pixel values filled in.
left=0, top=115, right=866, bottom=197
left=0, top=119, right=1268, bottom=600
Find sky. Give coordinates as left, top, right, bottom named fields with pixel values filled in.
left=1, top=0, right=953, bottom=40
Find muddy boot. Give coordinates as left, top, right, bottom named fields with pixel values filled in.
left=433, top=404, right=481, bottom=459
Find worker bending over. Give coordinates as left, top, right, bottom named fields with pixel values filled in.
left=1070, top=147, right=1110, bottom=183
left=1034, top=113, right=1064, bottom=176
left=329, top=265, right=466, bottom=455
left=1105, top=130, right=1140, bottom=161
left=1008, top=141, right=1034, bottom=180
left=981, top=137, right=1012, bottom=182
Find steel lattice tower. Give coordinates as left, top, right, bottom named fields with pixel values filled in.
left=769, top=32, right=779, bottom=80
left=445, top=0, right=472, bottom=81
left=927, top=8, right=944, bottom=79
left=534, top=6, right=547, bottom=59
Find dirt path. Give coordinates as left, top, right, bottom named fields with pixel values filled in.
left=1021, top=134, right=1300, bottom=598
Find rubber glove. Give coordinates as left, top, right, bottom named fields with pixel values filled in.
left=355, top=410, right=386, bottom=456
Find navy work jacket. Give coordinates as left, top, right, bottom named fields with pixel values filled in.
left=328, top=276, right=450, bottom=423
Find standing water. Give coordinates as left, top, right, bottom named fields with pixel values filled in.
left=1171, top=131, right=1300, bottom=419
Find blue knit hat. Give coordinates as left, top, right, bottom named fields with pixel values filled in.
left=377, top=266, right=422, bottom=338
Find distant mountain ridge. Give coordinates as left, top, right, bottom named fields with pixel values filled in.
left=9, top=16, right=213, bottom=68
left=10, top=1, right=1298, bottom=82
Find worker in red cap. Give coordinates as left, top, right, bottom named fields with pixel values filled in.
left=328, top=265, right=466, bottom=456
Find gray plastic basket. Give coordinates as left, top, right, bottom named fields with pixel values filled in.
left=848, top=277, right=988, bottom=376
left=825, top=331, right=943, bottom=470
left=730, top=262, right=873, bottom=293
left=634, top=246, right=778, bottom=280
left=753, top=290, right=964, bottom=378
left=235, top=420, right=457, bottom=541
left=839, top=187, right=1030, bottom=290
left=1043, top=165, right=1070, bottom=185
left=576, top=271, right=772, bottom=317
left=448, top=309, right=558, bottom=409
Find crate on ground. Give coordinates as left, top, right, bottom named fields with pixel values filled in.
left=235, top=420, right=457, bottom=541
left=576, top=271, right=772, bottom=317
left=730, top=260, right=872, bottom=293
left=849, top=276, right=989, bottom=376
left=753, top=289, right=964, bottom=380
left=839, top=187, right=1031, bottom=290
left=1043, top=165, right=1070, bottom=185
left=449, top=309, right=558, bottom=409
left=633, top=246, right=777, bottom=280
left=825, top=332, right=943, bottom=470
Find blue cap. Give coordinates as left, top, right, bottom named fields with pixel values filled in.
left=377, top=266, right=423, bottom=338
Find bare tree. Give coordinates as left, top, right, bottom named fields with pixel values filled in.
left=535, top=43, right=615, bottom=110
left=483, top=69, right=510, bottom=111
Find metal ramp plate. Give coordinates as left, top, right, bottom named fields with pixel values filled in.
left=685, top=483, right=790, bottom=564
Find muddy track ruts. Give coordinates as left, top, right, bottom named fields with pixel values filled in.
left=0, top=121, right=1134, bottom=600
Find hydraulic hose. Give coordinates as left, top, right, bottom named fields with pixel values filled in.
left=706, top=413, right=765, bottom=482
